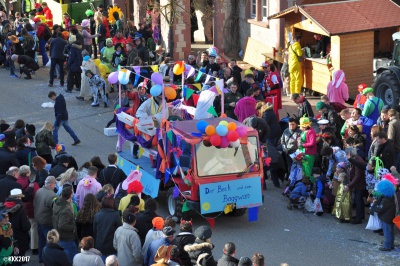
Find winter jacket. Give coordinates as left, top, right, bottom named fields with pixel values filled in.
left=0, top=147, right=20, bottom=177
left=217, top=254, right=239, bottom=266
left=93, top=208, right=122, bottom=255
left=137, top=43, right=149, bottom=63
left=34, top=186, right=56, bottom=226
left=76, top=176, right=102, bottom=209
left=281, top=127, right=302, bottom=154
left=4, top=198, right=31, bottom=253
left=72, top=248, right=104, bottom=266
left=289, top=182, right=309, bottom=199
left=76, top=221, right=94, bottom=240
left=297, top=97, right=314, bottom=118
left=43, top=242, right=71, bottom=266
left=135, top=210, right=161, bottom=245
left=97, top=165, right=126, bottom=190
left=224, top=91, right=243, bottom=120
left=49, top=162, right=68, bottom=180
left=243, top=116, right=270, bottom=144
left=146, top=237, right=172, bottom=266
left=52, top=151, right=78, bottom=170
left=113, top=223, right=143, bottom=266
left=0, top=175, right=22, bottom=203
left=67, top=43, right=83, bottom=72
left=35, top=169, right=49, bottom=188
left=17, top=175, right=39, bottom=218
left=50, top=37, right=67, bottom=60
left=142, top=229, right=163, bottom=260
left=371, top=195, right=396, bottom=224
left=234, top=96, right=257, bottom=122
left=184, top=239, right=215, bottom=266
left=127, top=48, right=138, bottom=66
left=374, top=140, right=395, bottom=170
left=35, top=129, right=56, bottom=156
left=52, top=197, right=77, bottom=241
left=262, top=109, right=282, bottom=140
left=348, top=155, right=366, bottom=191
left=15, top=146, right=37, bottom=166
left=173, top=232, right=196, bottom=266
left=388, top=118, right=400, bottom=151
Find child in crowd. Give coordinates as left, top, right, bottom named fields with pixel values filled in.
left=312, top=168, right=326, bottom=216
left=333, top=173, right=352, bottom=223
left=288, top=176, right=311, bottom=210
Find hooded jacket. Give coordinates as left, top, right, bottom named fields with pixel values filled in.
left=173, top=232, right=196, bottom=266
left=76, top=176, right=102, bottom=209
left=52, top=197, right=77, bottom=241
left=67, top=43, right=83, bottom=72
left=327, top=70, right=349, bottom=105
left=43, top=242, right=71, bottom=266
left=234, top=96, right=257, bottom=123
left=35, top=129, right=56, bottom=155
left=184, top=239, right=215, bottom=266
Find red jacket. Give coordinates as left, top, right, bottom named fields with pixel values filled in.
left=43, top=7, right=53, bottom=27
left=17, top=176, right=40, bottom=218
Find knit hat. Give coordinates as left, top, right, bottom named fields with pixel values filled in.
left=0, top=123, right=10, bottom=133
left=194, top=225, right=212, bottom=240
left=55, top=144, right=65, bottom=153
left=362, top=87, right=374, bottom=95
left=25, top=124, right=36, bottom=136
left=61, top=31, right=69, bottom=40
left=152, top=217, right=165, bottom=230
left=315, top=101, right=326, bottom=111
left=10, top=189, right=24, bottom=198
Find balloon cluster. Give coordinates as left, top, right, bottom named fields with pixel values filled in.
left=196, top=120, right=247, bottom=148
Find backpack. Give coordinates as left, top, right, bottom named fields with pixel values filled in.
left=115, top=183, right=127, bottom=201
left=43, top=25, right=52, bottom=41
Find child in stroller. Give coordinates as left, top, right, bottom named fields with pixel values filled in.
left=287, top=176, right=311, bottom=210
left=283, top=152, right=303, bottom=197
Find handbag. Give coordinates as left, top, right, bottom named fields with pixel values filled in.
left=365, top=213, right=382, bottom=230
left=314, top=198, right=323, bottom=213
left=290, top=45, right=303, bottom=62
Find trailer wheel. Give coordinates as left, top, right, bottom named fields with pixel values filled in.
left=167, top=187, right=183, bottom=220
left=231, top=207, right=247, bottom=216
left=372, top=71, right=400, bottom=109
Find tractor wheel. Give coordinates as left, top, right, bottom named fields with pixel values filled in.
left=230, top=207, right=247, bottom=216
left=372, top=71, right=400, bottom=109
left=167, top=187, right=183, bottom=220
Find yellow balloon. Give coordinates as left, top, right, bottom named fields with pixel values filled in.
left=173, top=64, right=183, bottom=75
left=94, top=59, right=101, bottom=66
left=219, top=120, right=229, bottom=127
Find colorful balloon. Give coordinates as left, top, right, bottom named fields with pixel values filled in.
left=108, top=72, right=118, bottom=84
left=220, top=136, right=229, bottom=148
left=210, top=135, right=222, bottom=146
left=165, top=86, right=177, bottom=100
left=151, top=72, right=163, bottom=85
left=236, top=126, right=247, bottom=137
left=196, top=120, right=209, bottom=134
left=227, top=122, right=237, bottom=131
left=219, top=120, right=229, bottom=127
left=216, top=125, right=228, bottom=137
left=118, top=70, right=130, bottom=85
left=150, top=84, right=162, bottom=97
left=205, top=125, right=216, bottom=136
left=227, top=130, right=239, bottom=142
left=230, top=139, right=240, bottom=148
left=173, top=63, right=184, bottom=75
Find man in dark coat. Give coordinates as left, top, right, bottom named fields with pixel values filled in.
left=134, top=35, right=148, bottom=65
left=48, top=91, right=80, bottom=145
left=48, top=32, right=67, bottom=87
left=0, top=132, right=20, bottom=178
left=224, top=82, right=242, bottom=120
left=49, top=155, right=69, bottom=179
left=11, top=54, right=39, bottom=79
left=217, top=242, right=239, bottom=266
left=135, top=198, right=160, bottom=245
left=230, top=59, right=243, bottom=84
left=291, top=93, right=314, bottom=119
left=65, top=35, right=83, bottom=92
left=374, top=131, right=395, bottom=169
left=97, top=154, right=127, bottom=190
left=0, top=167, right=22, bottom=202
left=51, top=144, right=78, bottom=170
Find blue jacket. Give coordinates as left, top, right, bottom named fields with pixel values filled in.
left=54, top=94, right=68, bottom=122
left=50, top=37, right=67, bottom=60
left=145, top=237, right=172, bottom=266
left=67, top=43, right=82, bottom=72
left=290, top=182, right=309, bottom=199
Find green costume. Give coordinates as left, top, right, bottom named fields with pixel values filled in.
left=299, top=130, right=316, bottom=183
left=102, top=46, right=115, bottom=73
left=362, top=96, right=384, bottom=117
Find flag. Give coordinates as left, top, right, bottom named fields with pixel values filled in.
left=138, top=146, right=144, bottom=158
left=150, top=65, right=159, bottom=73
left=173, top=186, right=180, bottom=198
left=248, top=206, right=259, bottom=222
left=187, top=65, right=195, bottom=77
left=195, top=71, right=203, bottom=82
left=215, top=79, right=224, bottom=95
left=204, top=74, right=211, bottom=84
left=164, top=168, right=170, bottom=184
left=166, top=130, right=174, bottom=144
left=207, top=106, right=218, bottom=117
left=224, top=204, right=233, bottom=214
left=185, top=88, right=194, bottom=100
left=193, top=83, right=202, bottom=91
left=182, top=201, right=190, bottom=212
left=206, top=217, right=215, bottom=228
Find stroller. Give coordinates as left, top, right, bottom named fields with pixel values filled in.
left=282, top=155, right=303, bottom=197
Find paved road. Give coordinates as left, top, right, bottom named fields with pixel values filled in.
left=1, top=67, right=399, bottom=266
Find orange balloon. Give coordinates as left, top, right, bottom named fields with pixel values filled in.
left=227, top=122, right=237, bottom=131
left=205, top=125, right=216, bottom=136
left=165, top=86, right=177, bottom=100
left=220, top=113, right=227, bottom=118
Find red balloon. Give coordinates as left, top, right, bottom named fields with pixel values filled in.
left=227, top=130, right=239, bottom=142
left=210, top=135, right=222, bottom=146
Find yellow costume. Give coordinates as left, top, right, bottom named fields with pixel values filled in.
left=118, top=194, right=145, bottom=214
left=333, top=183, right=352, bottom=220
left=288, top=41, right=303, bottom=94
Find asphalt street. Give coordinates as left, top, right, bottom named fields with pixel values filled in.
left=1, top=66, right=399, bottom=266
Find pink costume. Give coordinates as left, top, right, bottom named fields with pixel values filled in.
left=327, top=69, right=349, bottom=105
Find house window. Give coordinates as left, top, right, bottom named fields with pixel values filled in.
left=262, top=0, right=268, bottom=21
left=251, top=0, right=257, bottom=18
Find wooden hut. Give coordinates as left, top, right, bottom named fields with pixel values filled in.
left=268, top=0, right=400, bottom=98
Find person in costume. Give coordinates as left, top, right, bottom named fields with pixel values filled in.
left=100, top=38, right=115, bottom=73
left=85, top=70, right=109, bottom=108
left=327, top=69, right=349, bottom=113
left=0, top=210, right=13, bottom=265
left=362, top=87, right=384, bottom=125
left=77, top=51, right=100, bottom=101
left=333, top=172, right=352, bottom=223
left=298, top=116, right=317, bottom=182
left=41, top=2, right=53, bottom=28
left=136, top=93, right=169, bottom=126
left=288, top=35, right=303, bottom=94
left=62, top=12, right=75, bottom=31
left=353, top=83, right=367, bottom=110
